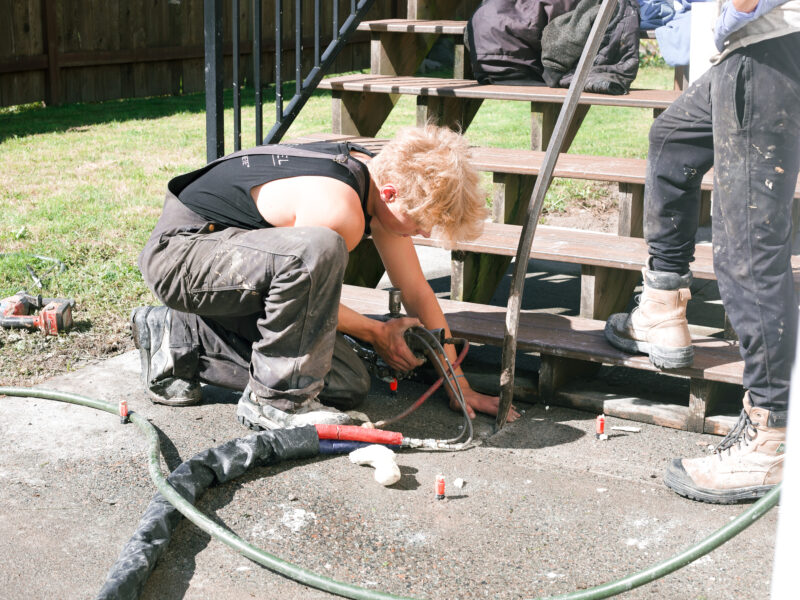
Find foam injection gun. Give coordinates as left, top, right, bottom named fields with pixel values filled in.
left=343, top=288, right=445, bottom=382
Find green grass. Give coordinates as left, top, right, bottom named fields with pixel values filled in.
left=0, top=64, right=673, bottom=384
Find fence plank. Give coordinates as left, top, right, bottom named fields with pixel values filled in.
left=0, top=0, right=389, bottom=108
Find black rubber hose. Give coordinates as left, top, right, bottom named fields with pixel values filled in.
left=96, top=426, right=320, bottom=600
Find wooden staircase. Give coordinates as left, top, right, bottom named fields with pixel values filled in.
left=300, top=5, right=795, bottom=434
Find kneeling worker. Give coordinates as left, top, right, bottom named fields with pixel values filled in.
left=132, top=125, right=520, bottom=429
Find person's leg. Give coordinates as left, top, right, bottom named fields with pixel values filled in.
left=664, top=33, right=800, bottom=503
left=171, top=226, right=347, bottom=385
left=318, top=332, right=372, bottom=409
left=136, top=204, right=370, bottom=412
left=130, top=305, right=203, bottom=406
left=138, top=202, right=352, bottom=424
left=645, top=71, right=714, bottom=274
left=182, top=313, right=371, bottom=408
left=605, top=71, right=714, bottom=367
left=711, top=34, right=800, bottom=426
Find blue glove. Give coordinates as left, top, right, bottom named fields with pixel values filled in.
left=715, top=0, right=792, bottom=51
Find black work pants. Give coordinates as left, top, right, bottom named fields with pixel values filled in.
left=138, top=194, right=370, bottom=410
left=644, top=33, right=800, bottom=426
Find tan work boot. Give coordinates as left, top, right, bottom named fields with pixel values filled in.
left=604, top=268, right=694, bottom=369
left=664, top=394, right=786, bottom=504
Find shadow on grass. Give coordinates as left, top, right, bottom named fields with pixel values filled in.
left=0, top=82, right=334, bottom=142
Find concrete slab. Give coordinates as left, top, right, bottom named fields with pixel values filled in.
left=0, top=349, right=778, bottom=600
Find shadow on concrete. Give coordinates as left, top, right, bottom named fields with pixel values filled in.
left=200, top=385, right=242, bottom=406
left=483, top=412, right=586, bottom=450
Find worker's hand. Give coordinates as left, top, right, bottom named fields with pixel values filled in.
left=450, top=387, right=521, bottom=423
left=374, top=317, right=425, bottom=372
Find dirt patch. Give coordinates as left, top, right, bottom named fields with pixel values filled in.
left=0, top=315, right=133, bottom=388
left=542, top=183, right=619, bottom=233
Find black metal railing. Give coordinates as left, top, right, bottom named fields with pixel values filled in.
left=203, top=0, right=378, bottom=162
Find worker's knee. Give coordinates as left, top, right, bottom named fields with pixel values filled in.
left=648, top=113, right=670, bottom=150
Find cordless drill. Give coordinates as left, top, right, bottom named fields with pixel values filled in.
left=0, top=291, right=75, bottom=335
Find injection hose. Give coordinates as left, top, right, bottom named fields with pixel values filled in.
left=0, top=387, right=781, bottom=600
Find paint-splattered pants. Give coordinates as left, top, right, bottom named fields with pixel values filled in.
left=137, top=193, right=370, bottom=411
left=644, top=33, right=800, bottom=426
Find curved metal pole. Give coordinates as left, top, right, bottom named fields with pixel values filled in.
left=496, top=0, right=621, bottom=430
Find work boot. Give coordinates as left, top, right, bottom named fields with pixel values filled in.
left=236, top=385, right=352, bottom=431
left=604, top=268, right=694, bottom=369
left=664, top=394, right=786, bottom=504
left=130, top=306, right=202, bottom=406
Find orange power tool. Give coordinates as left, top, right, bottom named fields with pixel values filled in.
left=0, top=291, right=75, bottom=335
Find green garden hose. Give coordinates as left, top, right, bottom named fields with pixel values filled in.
left=0, top=386, right=781, bottom=600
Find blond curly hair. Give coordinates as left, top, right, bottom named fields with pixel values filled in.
left=368, top=124, right=488, bottom=248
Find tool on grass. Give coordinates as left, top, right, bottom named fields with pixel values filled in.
left=0, top=291, right=75, bottom=335
left=0, top=252, right=67, bottom=290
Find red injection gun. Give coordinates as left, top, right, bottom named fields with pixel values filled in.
left=0, top=291, right=75, bottom=335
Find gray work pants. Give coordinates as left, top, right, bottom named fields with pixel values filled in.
left=644, top=33, right=800, bottom=425
left=137, top=193, right=370, bottom=410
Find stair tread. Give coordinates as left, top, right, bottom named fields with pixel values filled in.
left=341, top=285, right=744, bottom=385
left=319, top=73, right=681, bottom=107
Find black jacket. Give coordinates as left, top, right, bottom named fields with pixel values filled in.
left=466, top=0, right=640, bottom=95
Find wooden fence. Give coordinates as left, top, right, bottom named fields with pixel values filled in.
left=0, top=0, right=398, bottom=108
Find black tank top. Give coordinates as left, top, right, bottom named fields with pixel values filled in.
left=177, top=141, right=373, bottom=232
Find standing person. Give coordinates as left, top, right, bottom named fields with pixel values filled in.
left=132, top=124, right=520, bottom=430
left=605, top=0, right=800, bottom=503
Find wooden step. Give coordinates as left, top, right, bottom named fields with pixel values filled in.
left=292, top=132, right=800, bottom=320
left=295, top=131, right=800, bottom=193
left=358, top=18, right=663, bottom=39
left=319, top=74, right=680, bottom=108
left=358, top=19, right=688, bottom=90
left=411, top=221, right=800, bottom=322
left=410, top=221, right=800, bottom=282
left=357, top=18, right=468, bottom=35
left=340, top=284, right=744, bottom=433
left=292, top=131, right=800, bottom=239
left=318, top=73, right=680, bottom=152
left=295, top=131, right=800, bottom=197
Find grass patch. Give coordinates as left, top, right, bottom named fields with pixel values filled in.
left=0, top=64, right=673, bottom=385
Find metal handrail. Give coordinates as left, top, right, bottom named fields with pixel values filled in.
left=204, top=0, right=378, bottom=161
left=495, top=0, right=621, bottom=429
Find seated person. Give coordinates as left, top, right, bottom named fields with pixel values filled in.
left=132, top=124, right=520, bottom=429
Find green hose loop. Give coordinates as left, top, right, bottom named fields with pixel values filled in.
left=0, top=386, right=414, bottom=600
left=0, top=386, right=781, bottom=600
